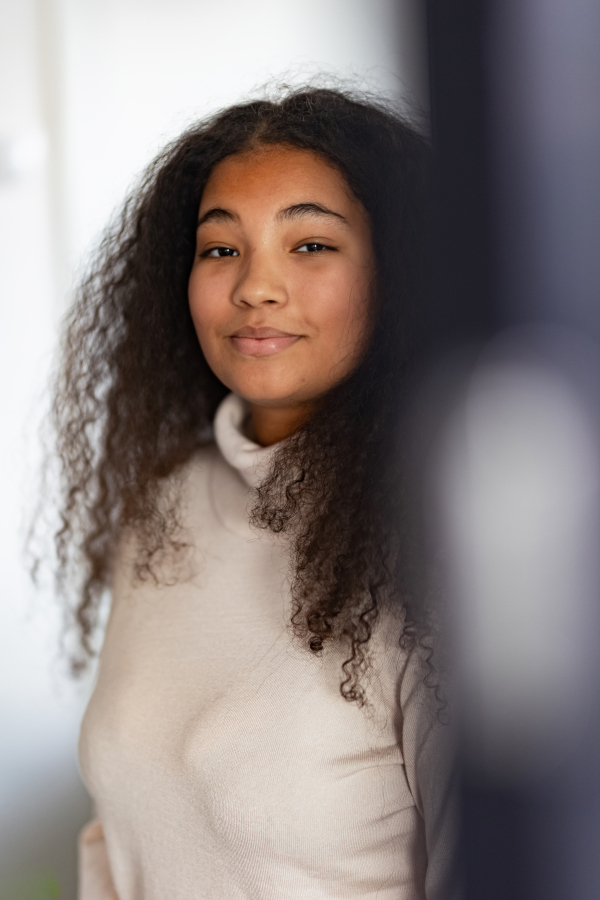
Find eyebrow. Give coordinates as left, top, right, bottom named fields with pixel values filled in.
left=196, top=202, right=348, bottom=229
left=197, top=207, right=238, bottom=228
left=276, top=202, right=348, bottom=225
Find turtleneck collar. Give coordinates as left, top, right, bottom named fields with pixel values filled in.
left=213, top=392, right=282, bottom=489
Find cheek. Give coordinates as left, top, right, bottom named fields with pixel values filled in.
left=188, top=268, right=225, bottom=345
left=298, top=264, right=371, bottom=353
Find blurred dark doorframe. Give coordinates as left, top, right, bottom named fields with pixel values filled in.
left=424, top=1, right=600, bottom=898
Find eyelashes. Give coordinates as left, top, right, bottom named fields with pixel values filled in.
left=202, top=247, right=240, bottom=258
left=200, top=242, right=336, bottom=258
left=295, top=242, right=335, bottom=253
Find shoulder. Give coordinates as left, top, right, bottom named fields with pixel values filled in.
left=110, top=439, right=255, bottom=584
left=110, top=443, right=221, bottom=581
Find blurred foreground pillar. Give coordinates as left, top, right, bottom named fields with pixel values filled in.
left=425, top=2, right=600, bottom=898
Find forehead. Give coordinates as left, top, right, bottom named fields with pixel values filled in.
left=198, top=146, right=360, bottom=215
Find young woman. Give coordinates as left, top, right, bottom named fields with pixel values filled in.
left=50, top=87, right=457, bottom=899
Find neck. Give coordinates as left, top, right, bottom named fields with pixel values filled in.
left=250, top=402, right=312, bottom=446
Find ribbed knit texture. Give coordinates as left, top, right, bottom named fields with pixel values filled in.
left=77, top=393, right=457, bottom=900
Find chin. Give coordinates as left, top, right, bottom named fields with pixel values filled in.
left=228, top=379, right=310, bottom=408
left=235, top=389, right=305, bottom=408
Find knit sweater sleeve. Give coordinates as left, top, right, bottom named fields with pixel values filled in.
left=398, top=651, right=461, bottom=900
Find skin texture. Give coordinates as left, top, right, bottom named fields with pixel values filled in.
left=188, top=146, right=375, bottom=446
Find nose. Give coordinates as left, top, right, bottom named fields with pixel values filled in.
left=231, top=249, right=288, bottom=309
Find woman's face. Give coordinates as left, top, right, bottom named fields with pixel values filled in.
left=188, top=145, right=375, bottom=417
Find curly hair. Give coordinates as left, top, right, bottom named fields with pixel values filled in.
left=45, top=86, right=432, bottom=705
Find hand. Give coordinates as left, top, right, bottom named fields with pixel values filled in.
left=78, top=818, right=120, bottom=900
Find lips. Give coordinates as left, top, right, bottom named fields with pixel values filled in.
left=229, top=327, right=301, bottom=357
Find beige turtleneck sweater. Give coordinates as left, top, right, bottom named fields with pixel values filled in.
left=77, top=392, right=457, bottom=900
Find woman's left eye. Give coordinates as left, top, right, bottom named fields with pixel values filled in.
left=295, top=242, right=332, bottom=253
left=203, top=247, right=239, bottom=258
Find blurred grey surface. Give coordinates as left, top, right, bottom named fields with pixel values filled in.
left=0, top=742, right=92, bottom=899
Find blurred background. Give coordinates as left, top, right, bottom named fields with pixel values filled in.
left=0, top=1, right=428, bottom=897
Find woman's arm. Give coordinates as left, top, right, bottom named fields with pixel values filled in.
left=78, top=818, right=120, bottom=900
left=399, top=654, right=461, bottom=900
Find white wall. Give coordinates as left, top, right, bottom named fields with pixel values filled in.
left=51, top=0, right=427, bottom=303
left=0, top=1, right=425, bottom=896
left=0, top=2, right=90, bottom=897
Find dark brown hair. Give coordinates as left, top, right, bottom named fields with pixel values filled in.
left=43, top=86, right=431, bottom=704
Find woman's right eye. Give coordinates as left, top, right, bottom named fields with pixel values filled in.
left=202, top=247, right=239, bottom=258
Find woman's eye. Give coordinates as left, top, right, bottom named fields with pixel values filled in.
left=203, top=247, right=239, bottom=258
left=295, top=242, right=332, bottom=253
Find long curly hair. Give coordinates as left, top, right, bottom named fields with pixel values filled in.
left=44, top=86, right=432, bottom=705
